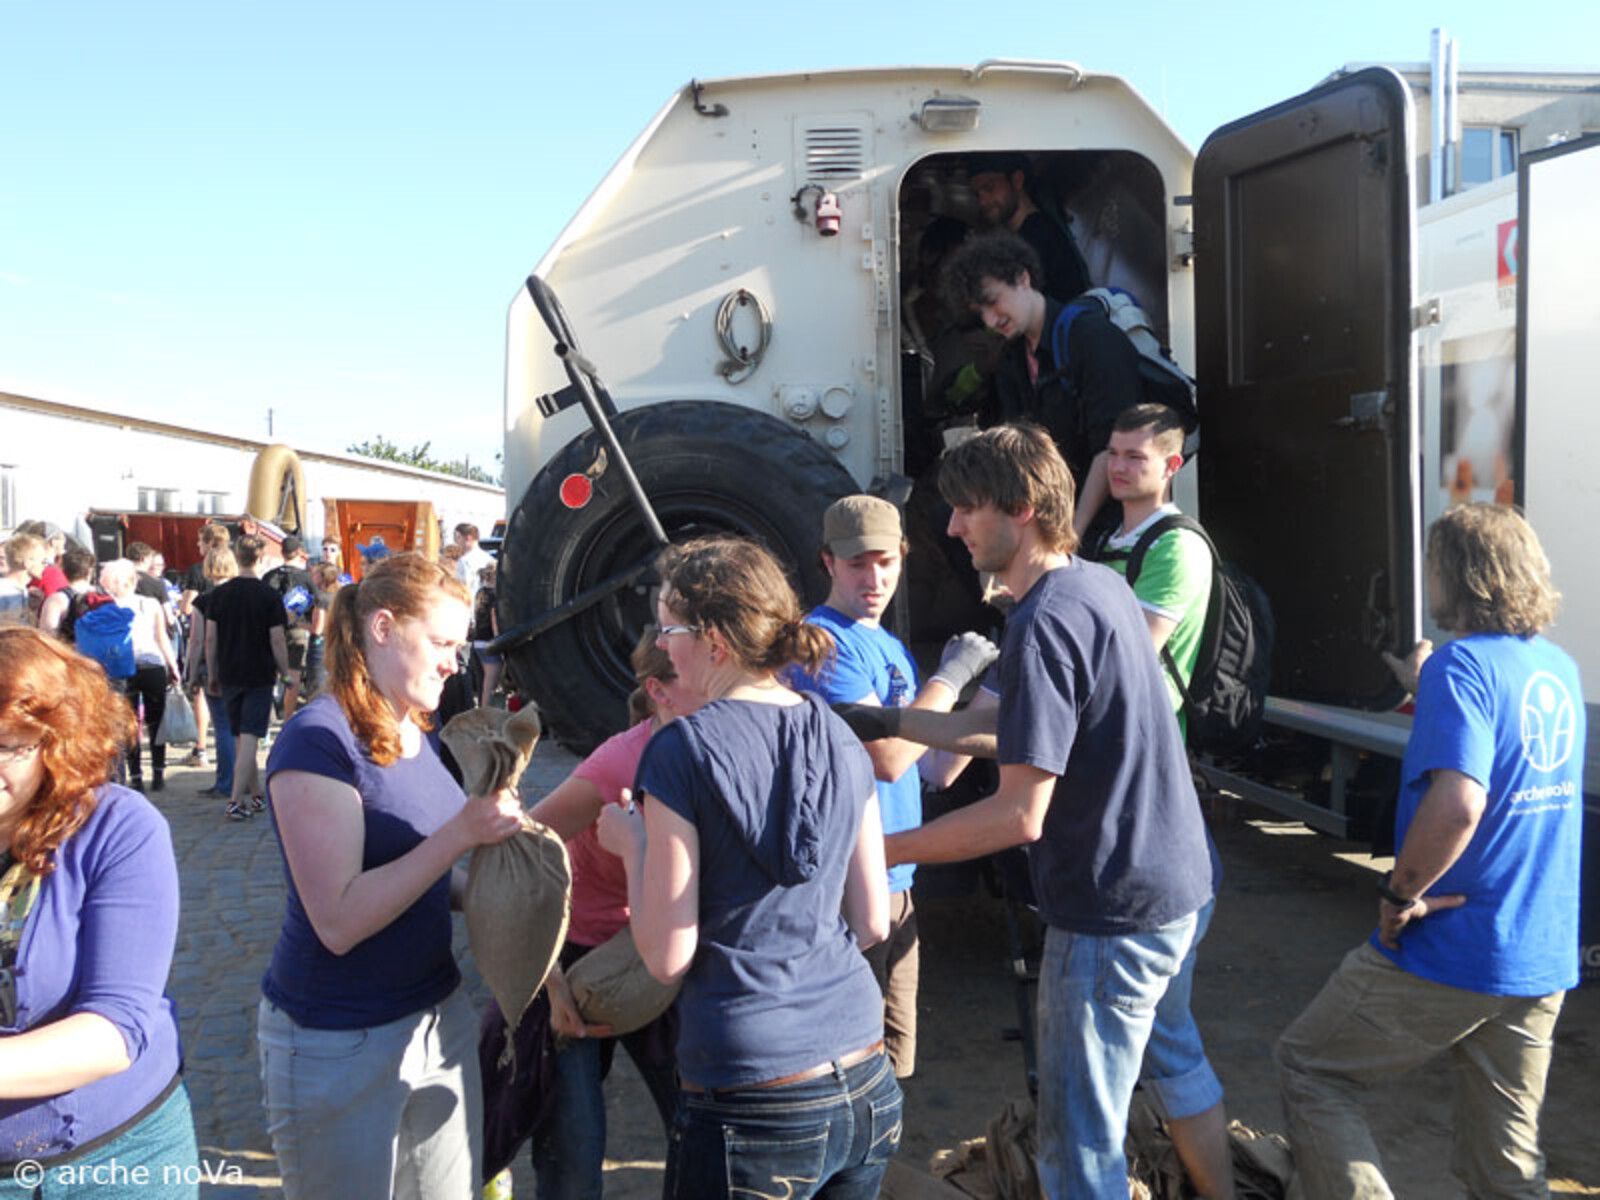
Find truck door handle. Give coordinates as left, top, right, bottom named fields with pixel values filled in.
left=1332, top=390, right=1389, bottom=433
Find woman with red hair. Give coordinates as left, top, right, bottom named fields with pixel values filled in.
left=0, top=628, right=196, bottom=1189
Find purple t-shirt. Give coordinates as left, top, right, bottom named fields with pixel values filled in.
left=262, top=695, right=465, bottom=1029
left=0, top=785, right=183, bottom=1159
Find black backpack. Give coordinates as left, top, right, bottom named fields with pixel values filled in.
left=1100, top=514, right=1274, bottom=755
left=1051, top=288, right=1200, bottom=437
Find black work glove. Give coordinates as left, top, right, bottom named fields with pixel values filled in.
left=831, top=702, right=901, bottom=743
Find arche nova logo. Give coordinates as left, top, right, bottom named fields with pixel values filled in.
left=1519, top=671, right=1576, bottom=773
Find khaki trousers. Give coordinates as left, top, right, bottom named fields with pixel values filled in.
left=1276, top=942, right=1563, bottom=1200
left=863, top=888, right=920, bottom=1078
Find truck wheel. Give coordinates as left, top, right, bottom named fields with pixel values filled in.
left=500, top=401, right=859, bottom=753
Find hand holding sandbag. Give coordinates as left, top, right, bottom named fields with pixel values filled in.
left=564, top=926, right=682, bottom=1036
left=929, top=631, right=999, bottom=695
left=452, top=788, right=525, bottom=848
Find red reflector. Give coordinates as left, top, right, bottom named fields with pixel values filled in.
left=559, top=474, right=594, bottom=509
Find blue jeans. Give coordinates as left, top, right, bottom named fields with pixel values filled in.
left=1142, top=896, right=1223, bottom=1120
left=203, top=692, right=234, bottom=794
left=1035, top=911, right=1199, bottom=1200
left=529, top=1017, right=678, bottom=1199
left=665, top=1050, right=902, bottom=1200
left=0, top=1081, right=199, bottom=1198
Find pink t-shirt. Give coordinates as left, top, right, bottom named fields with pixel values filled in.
left=566, top=719, right=655, bottom=947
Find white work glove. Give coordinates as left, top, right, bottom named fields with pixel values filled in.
left=929, top=632, right=999, bottom=696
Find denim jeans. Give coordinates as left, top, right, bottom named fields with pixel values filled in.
left=665, top=1050, right=902, bottom=1200
left=203, top=692, right=234, bottom=794
left=0, top=1082, right=199, bottom=1199
left=528, top=1015, right=678, bottom=1200
left=1141, top=895, right=1224, bottom=1120
left=258, top=987, right=481, bottom=1200
left=1035, top=911, right=1199, bottom=1200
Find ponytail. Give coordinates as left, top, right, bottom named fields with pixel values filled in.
left=323, top=556, right=469, bottom=765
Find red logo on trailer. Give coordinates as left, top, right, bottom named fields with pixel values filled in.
left=1497, top=220, right=1519, bottom=289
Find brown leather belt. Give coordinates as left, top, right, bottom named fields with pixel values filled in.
left=679, top=1040, right=885, bottom=1095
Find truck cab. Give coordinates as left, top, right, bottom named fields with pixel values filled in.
left=498, top=61, right=1424, bottom=765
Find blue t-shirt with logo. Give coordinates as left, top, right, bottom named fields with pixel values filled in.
left=789, top=605, right=922, bottom=894
left=993, top=560, right=1212, bottom=934
left=1375, top=633, right=1585, bottom=995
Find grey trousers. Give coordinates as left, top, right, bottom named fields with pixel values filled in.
left=258, top=986, right=482, bottom=1200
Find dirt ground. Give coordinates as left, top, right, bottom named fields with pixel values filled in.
left=553, top=798, right=1600, bottom=1199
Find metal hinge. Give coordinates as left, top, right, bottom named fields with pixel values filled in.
left=1411, top=298, right=1442, bottom=330
left=1171, top=223, right=1195, bottom=269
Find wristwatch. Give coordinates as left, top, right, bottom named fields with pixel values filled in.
left=1376, top=871, right=1418, bottom=911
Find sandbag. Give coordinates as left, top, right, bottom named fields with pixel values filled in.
left=441, top=703, right=544, bottom=797
left=444, top=705, right=571, bottom=1041
left=465, top=813, right=571, bottom=1035
left=564, top=926, right=681, bottom=1036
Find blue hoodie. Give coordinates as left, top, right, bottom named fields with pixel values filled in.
left=636, top=691, right=885, bottom=1089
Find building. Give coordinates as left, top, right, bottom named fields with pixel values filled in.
left=0, top=390, right=504, bottom=553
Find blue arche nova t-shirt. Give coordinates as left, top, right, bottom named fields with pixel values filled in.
left=1376, top=633, right=1585, bottom=996
left=635, top=693, right=885, bottom=1090
left=788, top=604, right=923, bottom=894
left=261, top=695, right=466, bottom=1028
left=993, top=560, right=1213, bottom=935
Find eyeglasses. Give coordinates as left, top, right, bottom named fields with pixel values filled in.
left=657, top=624, right=701, bottom=639
left=0, top=742, right=41, bottom=768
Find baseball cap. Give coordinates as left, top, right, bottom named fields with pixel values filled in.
left=823, top=495, right=903, bottom=558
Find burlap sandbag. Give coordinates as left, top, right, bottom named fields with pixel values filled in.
left=445, top=706, right=571, bottom=1039
left=564, top=926, right=681, bottom=1035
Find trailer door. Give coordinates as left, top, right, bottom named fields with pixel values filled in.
left=1194, top=67, right=1419, bottom=711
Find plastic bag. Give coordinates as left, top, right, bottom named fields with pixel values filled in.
left=156, top=684, right=197, bottom=746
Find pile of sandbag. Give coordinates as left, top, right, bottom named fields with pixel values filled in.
left=442, top=706, right=569, bottom=1044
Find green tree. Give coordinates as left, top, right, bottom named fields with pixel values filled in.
left=347, top=437, right=501, bottom=486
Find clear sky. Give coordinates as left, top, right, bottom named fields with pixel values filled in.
left=3, top=0, right=1595, bottom=480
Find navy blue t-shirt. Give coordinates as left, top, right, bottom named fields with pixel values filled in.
left=635, top=692, right=884, bottom=1089
left=261, top=695, right=465, bottom=1028
left=993, top=560, right=1212, bottom=934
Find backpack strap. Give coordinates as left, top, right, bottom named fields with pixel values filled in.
left=1123, top=513, right=1218, bottom=711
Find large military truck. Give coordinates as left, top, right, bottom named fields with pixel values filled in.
left=493, top=64, right=1597, bottom=851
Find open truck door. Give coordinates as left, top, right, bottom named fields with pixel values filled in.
left=1194, top=67, right=1420, bottom=712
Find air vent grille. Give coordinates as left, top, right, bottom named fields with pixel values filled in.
left=804, top=125, right=866, bottom=181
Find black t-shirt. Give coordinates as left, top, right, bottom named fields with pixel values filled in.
left=182, top=562, right=209, bottom=596
left=205, top=577, right=287, bottom=687
left=134, top=572, right=168, bottom=605
left=993, top=297, right=1142, bottom=482
left=262, top=563, right=315, bottom=630
left=1017, top=210, right=1091, bottom=302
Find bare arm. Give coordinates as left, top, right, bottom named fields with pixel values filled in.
left=151, top=605, right=180, bottom=679
left=1144, top=609, right=1179, bottom=653
left=270, top=625, right=290, bottom=678
left=179, top=588, right=199, bottom=618
left=527, top=775, right=607, bottom=842
left=0, top=1013, right=132, bottom=1098
left=919, top=687, right=996, bottom=788
left=603, top=795, right=700, bottom=985
left=855, top=680, right=956, bottom=783
left=844, top=791, right=889, bottom=948
left=272, top=768, right=523, bottom=956
left=1378, top=767, right=1481, bottom=948
left=38, top=591, right=69, bottom=636
left=847, top=699, right=998, bottom=759
left=885, top=762, right=1056, bottom=867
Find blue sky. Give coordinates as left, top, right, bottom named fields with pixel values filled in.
left=2, top=1, right=1595, bottom=481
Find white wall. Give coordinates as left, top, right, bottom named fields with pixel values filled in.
left=0, top=397, right=503, bottom=549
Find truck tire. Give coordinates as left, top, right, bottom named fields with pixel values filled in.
left=500, top=401, right=859, bottom=753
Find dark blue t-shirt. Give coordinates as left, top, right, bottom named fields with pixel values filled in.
left=993, top=560, right=1212, bottom=934
left=261, top=695, right=465, bottom=1028
left=788, top=605, right=923, bottom=894
left=635, top=692, right=884, bottom=1089
left=1374, top=633, right=1585, bottom=995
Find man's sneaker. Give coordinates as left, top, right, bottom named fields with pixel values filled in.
left=183, top=749, right=208, bottom=767
left=251, top=794, right=266, bottom=814
left=226, top=803, right=248, bottom=821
